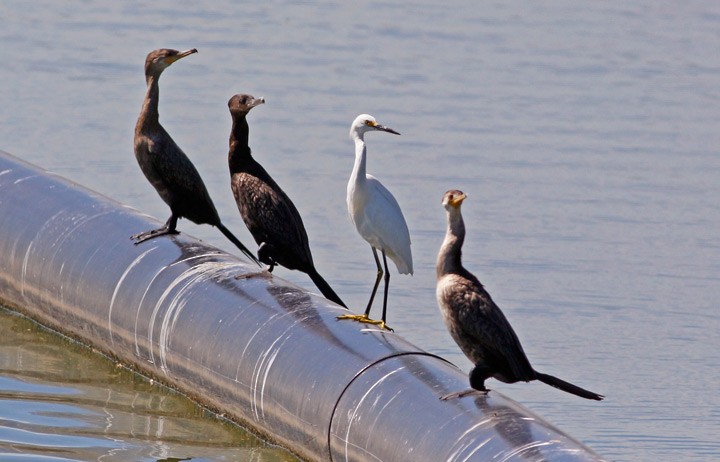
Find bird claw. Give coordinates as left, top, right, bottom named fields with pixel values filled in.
left=336, top=314, right=394, bottom=332
left=440, top=388, right=489, bottom=401
left=130, top=227, right=178, bottom=244
left=234, top=268, right=273, bottom=280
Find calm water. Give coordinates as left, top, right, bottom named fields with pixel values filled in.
left=2, top=1, right=719, bottom=461
left=0, top=307, right=297, bottom=461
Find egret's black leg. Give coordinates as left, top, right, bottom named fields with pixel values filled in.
left=380, top=249, right=391, bottom=325
left=364, top=247, right=383, bottom=317
left=337, top=247, right=392, bottom=330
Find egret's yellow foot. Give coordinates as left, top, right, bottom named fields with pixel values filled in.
left=336, top=314, right=393, bottom=332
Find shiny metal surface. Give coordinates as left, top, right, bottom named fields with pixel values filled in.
left=330, top=355, right=601, bottom=461
left=0, top=150, right=604, bottom=461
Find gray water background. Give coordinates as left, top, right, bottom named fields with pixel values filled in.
left=1, top=1, right=719, bottom=461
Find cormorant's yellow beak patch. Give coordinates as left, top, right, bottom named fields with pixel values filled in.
left=450, top=193, right=467, bottom=207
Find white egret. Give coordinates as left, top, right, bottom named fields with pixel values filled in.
left=436, top=189, right=603, bottom=400
left=337, top=114, right=413, bottom=331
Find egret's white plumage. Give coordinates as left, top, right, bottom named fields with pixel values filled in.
left=338, top=114, right=412, bottom=330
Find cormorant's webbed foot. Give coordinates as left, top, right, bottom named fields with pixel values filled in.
left=234, top=268, right=273, bottom=280
left=336, top=313, right=393, bottom=332
left=440, top=388, right=489, bottom=401
left=131, top=226, right=179, bottom=244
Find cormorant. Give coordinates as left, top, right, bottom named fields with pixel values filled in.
left=131, top=48, right=259, bottom=265
left=337, top=114, right=413, bottom=331
left=436, top=189, right=603, bottom=400
left=227, top=94, right=346, bottom=307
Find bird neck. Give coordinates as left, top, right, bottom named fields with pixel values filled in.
left=437, top=208, right=465, bottom=278
left=228, top=115, right=252, bottom=172
left=350, top=137, right=367, bottom=184
left=137, top=74, right=161, bottom=130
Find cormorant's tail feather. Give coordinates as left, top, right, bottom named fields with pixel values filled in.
left=308, top=268, right=347, bottom=308
left=536, top=372, right=604, bottom=401
left=217, top=223, right=261, bottom=266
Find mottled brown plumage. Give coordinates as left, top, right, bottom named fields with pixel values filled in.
left=132, top=49, right=258, bottom=265
left=436, top=190, right=603, bottom=400
left=227, top=94, right=345, bottom=307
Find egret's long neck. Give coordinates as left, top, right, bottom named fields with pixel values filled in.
left=137, top=74, right=161, bottom=131
left=228, top=114, right=252, bottom=173
left=437, top=207, right=465, bottom=278
left=350, top=134, right=367, bottom=185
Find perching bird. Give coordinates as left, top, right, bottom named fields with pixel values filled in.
left=227, top=93, right=346, bottom=307
left=436, top=190, right=603, bottom=401
left=337, top=114, right=413, bottom=331
left=131, top=48, right=259, bottom=265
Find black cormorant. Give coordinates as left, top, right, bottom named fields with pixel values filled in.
left=436, top=189, right=603, bottom=401
left=227, top=94, right=346, bottom=307
left=131, top=48, right=259, bottom=265
left=336, top=114, right=412, bottom=331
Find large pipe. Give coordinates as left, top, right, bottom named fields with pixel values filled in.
left=0, top=150, right=605, bottom=462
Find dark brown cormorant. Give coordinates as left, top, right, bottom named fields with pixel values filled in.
left=336, top=114, right=412, bottom=331
left=131, top=48, right=259, bottom=265
left=436, top=190, right=603, bottom=401
left=227, top=94, right=346, bottom=307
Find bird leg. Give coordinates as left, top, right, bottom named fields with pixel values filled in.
left=364, top=247, right=383, bottom=316
left=440, top=363, right=492, bottom=400
left=468, top=363, right=492, bottom=391
left=337, top=247, right=393, bottom=331
left=256, top=242, right=276, bottom=272
left=380, top=249, right=390, bottom=326
left=131, top=215, right=179, bottom=244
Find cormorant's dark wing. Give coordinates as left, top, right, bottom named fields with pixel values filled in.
left=453, top=273, right=535, bottom=382
left=143, top=133, right=220, bottom=225
left=231, top=163, right=313, bottom=270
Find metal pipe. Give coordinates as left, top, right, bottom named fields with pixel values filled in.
left=0, top=150, right=604, bottom=462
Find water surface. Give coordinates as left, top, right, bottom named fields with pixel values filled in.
left=0, top=307, right=297, bottom=461
left=1, top=1, right=719, bottom=461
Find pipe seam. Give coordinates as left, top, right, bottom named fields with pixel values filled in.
left=327, top=349, right=455, bottom=460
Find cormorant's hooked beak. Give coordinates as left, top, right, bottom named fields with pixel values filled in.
left=166, top=48, right=198, bottom=64
left=250, top=96, right=266, bottom=108
left=449, top=193, right=467, bottom=207
left=370, top=121, right=400, bottom=135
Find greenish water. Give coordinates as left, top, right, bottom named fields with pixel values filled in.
left=0, top=306, right=297, bottom=462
